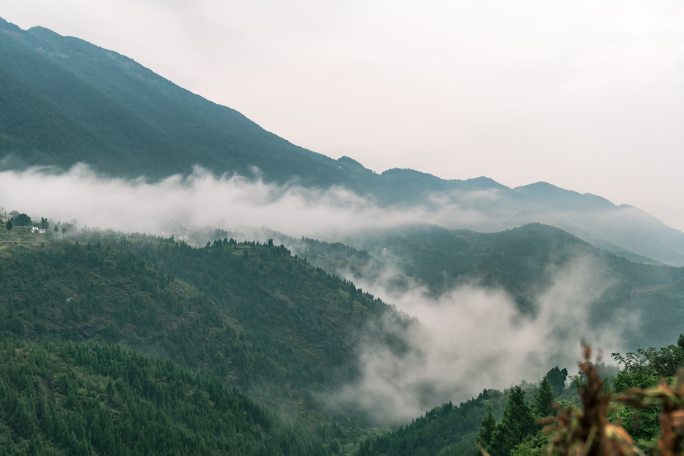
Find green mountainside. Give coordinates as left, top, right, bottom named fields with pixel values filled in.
left=355, top=390, right=506, bottom=456
left=0, top=227, right=400, bottom=451
left=354, top=377, right=552, bottom=456
left=3, top=13, right=684, bottom=456
left=0, top=18, right=343, bottom=184
left=0, top=18, right=636, bottom=208
left=0, top=17, right=489, bottom=202
left=4, top=17, right=684, bottom=264
left=2, top=218, right=684, bottom=454
left=302, top=223, right=684, bottom=348
left=0, top=340, right=322, bottom=455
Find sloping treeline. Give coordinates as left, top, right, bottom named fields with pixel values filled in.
left=0, top=340, right=322, bottom=455
left=0, top=230, right=402, bottom=451
left=355, top=367, right=567, bottom=456
left=357, top=339, right=684, bottom=455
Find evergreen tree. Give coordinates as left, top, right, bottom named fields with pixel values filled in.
left=534, top=377, right=554, bottom=418
left=476, top=406, right=496, bottom=454
left=12, top=213, right=32, bottom=226
left=490, top=386, right=536, bottom=456
left=5, top=219, right=12, bottom=231
left=545, top=366, right=568, bottom=396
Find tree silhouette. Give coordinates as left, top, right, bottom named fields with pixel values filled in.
left=12, top=213, right=32, bottom=226
left=534, top=376, right=555, bottom=418
left=490, top=386, right=536, bottom=455
left=476, top=406, right=496, bottom=454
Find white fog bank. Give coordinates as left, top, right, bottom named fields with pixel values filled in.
left=0, top=165, right=640, bottom=423
left=331, top=256, right=635, bottom=423
left=2, top=165, right=679, bottom=268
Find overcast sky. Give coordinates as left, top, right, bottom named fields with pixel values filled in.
left=2, top=1, right=684, bottom=227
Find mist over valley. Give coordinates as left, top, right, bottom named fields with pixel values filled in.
left=1, top=8, right=684, bottom=455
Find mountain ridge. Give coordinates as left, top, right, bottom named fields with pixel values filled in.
left=0, top=18, right=614, bottom=198
left=3, top=17, right=684, bottom=265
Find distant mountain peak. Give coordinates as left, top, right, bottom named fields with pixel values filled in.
left=463, top=176, right=507, bottom=189
left=337, top=156, right=372, bottom=172
left=0, top=19, right=61, bottom=38
left=513, top=181, right=614, bottom=209
left=27, top=25, right=59, bottom=36
left=515, top=181, right=562, bottom=192
left=381, top=167, right=441, bottom=181
left=0, top=17, right=22, bottom=33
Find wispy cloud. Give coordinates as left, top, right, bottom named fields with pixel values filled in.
left=0, top=165, right=493, bottom=237
left=0, top=165, right=643, bottom=423
left=331, top=256, right=635, bottom=423
left=2, top=164, right=680, bottom=265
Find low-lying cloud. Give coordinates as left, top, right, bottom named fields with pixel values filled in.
left=0, top=165, right=494, bottom=238
left=1, top=165, right=643, bottom=423
left=332, top=256, right=636, bottom=423
left=1, top=164, right=670, bottom=260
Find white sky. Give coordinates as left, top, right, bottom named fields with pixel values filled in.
left=2, top=0, right=684, bottom=228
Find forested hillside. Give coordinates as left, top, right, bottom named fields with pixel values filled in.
left=355, top=390, right=507, bottom=456
left=0, top=17, right=491, bottom=202
left=2, top=2, right=684, bottom=454
left=383, top=224, right=684, bottom=348
left=0, top=17, right=345, bottom=184
left=0, top=227, right=402, bottom=450
left=301, top=223, right=684, bottom=347
left=4, top=218, right=684, bottom=454
left=4, top=16, right=684, bottom=265
left=0, top=340, right=322, bottom=455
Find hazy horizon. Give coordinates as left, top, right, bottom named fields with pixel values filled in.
left=1, top=1, right=683, bottom=229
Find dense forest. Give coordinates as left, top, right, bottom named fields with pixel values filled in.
left=0, top=340, right=322, bottom=455
left=0, top=226, right=402, bottom=451
left=2, top=8, right=684, bottom=455
left=3, top=221, right=684, bottom=454
left=301, top=223, right=684, bottom=348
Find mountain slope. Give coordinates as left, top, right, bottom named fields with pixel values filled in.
left=355, top=390, right=506, bottom=456
left=0, top=339, right=323, bottom=455
left=299, top=223, right=684, bottom=348
left=0, top=18, right=553, bottom=199
left=0, top=18, right=361, bottom=185
left=4, top=17, right=684, bottom=265
left=0, top=228, right=400, bottom=445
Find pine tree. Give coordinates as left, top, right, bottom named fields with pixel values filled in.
left=534, top=376, right=554, bottom=417
left=476, top=406, right=496, bottom=454
left=490, top=386, right=536, bottom=456
left=545, top=366, right=568, bottom=396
